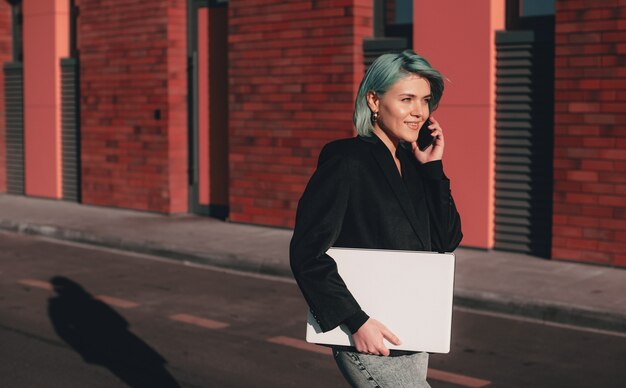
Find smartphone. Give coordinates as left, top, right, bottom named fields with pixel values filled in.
left=417, top=119, right=434, bottom=151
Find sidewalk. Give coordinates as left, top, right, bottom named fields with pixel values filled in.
left=1, top=194, right=625, bottom=334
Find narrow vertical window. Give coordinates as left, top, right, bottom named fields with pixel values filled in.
left=9, top=0, right=22, bottom=62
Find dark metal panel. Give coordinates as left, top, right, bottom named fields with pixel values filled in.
left=497, top=86, right=533, bottom=94
left=496, top=170, right=532, bottom=183
left=496, top=103, right=532, bottom=111
left=362, top=37, right=408, bottom=70
left=496, top=126, right=533, bottom=134
left=496, top=207, right=532, bottom=217
left=494, top=29, right=554, bottom=257
left=61, top=57, right=81, bottom=202
left=4, top=62, right=24, bottom=195
left=496, top=166, right=533, bottom=175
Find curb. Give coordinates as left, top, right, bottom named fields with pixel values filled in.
left=2, top=219, right=625, bottom=335
left=454, top=290, right=626, bottom=334
left=0, top=220, right=292, bottom=278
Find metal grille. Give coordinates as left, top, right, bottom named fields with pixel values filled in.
left=494, top=30, right=554, bottom=257
left=363, top=37, right=408, bottom=71
left=61, top=57, right=81, bottom=202
left=4, top=62, right=24, bottom=195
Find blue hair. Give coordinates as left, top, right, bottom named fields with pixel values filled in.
left=353, top=50, right=444, bottom=136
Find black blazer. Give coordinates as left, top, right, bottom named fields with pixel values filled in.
left=290, top=134, right=463, bottom=333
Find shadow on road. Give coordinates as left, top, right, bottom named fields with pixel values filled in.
left=47, top=276, right=180, bottom=388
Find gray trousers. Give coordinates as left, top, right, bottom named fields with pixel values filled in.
left=333, top=349, right=431, bottom=388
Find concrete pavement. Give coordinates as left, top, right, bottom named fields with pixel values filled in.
left=1, top=194, right=625, bottom=334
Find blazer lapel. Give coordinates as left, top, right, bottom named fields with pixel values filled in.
left=364, top=136, right=428, bottom=248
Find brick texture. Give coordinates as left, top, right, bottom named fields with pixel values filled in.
left=553, top=0, right=626, bottom=266
left=228, top=0, right=373, bottom=227
left=0, top=2, right=11, bottom=192
left=78, top=0, right=187, bottom=213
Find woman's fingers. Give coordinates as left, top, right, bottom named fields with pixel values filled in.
left=352, top=319, right=383, bottom=355
left=427, top=115, right=439, bottom=129
left=427, top=117, right=443, bottom=139
left=431, top=127, right=444, bottom=142
left=412, top=116, right=445, bottom=163
left=381, top=326, right=401, bottom=346
left=352, top=318, right=403, bottom=356
left=352, top=319, right=389, bottom=356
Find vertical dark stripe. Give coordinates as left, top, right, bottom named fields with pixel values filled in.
left=494, top=30, right=554, bottom=258
left=362, top=38, right=408, bottom=72
left=61, top=58, right=81, bottom=202
left=4, top=62, right=25, bottom=195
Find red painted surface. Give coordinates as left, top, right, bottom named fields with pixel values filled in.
left=195, top=7, right=229, bottom=209
left=198, top=8, right=210, bottom=205
left=267, top=336, right=332, bottom=355
left=552, top=0, right=626, bottom=267
left=166, top=1, right=190, bottom=213
left=0, top=2, right=11, bottom=192
left=413, top=0, right=505, bottom=249
left=169, top=313, right=229, bottom=329
left=95, top=295, right=140, bottom=309
left=22, top=0, right=69, bottom=198
left=228, top=0, right=372, bottom=227
left=79, top=0, right=188, bottom=213
left=17, top=279, right=53, bottom=291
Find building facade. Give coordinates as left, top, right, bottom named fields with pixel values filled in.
left=1, top=0, right=625, bottom=267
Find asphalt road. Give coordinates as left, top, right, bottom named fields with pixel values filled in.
left=1, top=231, right=625, bottom=388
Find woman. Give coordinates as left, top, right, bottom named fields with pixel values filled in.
left=290, top=50, right=463, bottom=387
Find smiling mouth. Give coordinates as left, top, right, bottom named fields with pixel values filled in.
left=405, top=122, right=421, bottom=130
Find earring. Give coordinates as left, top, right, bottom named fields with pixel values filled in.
left=371, top=111, right=379, bottom=124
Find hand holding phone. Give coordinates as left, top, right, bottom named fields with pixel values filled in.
left=417, top=119, right=434, bottom=151
left=413, top=116, right=444, bottom=164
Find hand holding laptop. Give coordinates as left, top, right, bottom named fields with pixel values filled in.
left=353, top=318, right=401, bottom=356
left=306, top=247, right=456, bottom=353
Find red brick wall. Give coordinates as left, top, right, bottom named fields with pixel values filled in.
left=0, top=2, right=11, bottom=193
left=228, top=0, right=373, bottom=227
left=79, top=0, right=187, bottom=213
left=553, top=0, right=626, bottom=266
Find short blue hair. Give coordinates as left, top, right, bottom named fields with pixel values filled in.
left=353, top=50, right=444, bottom=136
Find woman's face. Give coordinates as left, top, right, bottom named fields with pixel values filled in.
left=367, top=74, right=431, bottom=145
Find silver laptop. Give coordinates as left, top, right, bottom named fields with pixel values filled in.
left=305, top=247, right=455, bottom=353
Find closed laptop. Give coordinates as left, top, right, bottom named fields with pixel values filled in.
left=305, top=247, right=455, bottom=353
